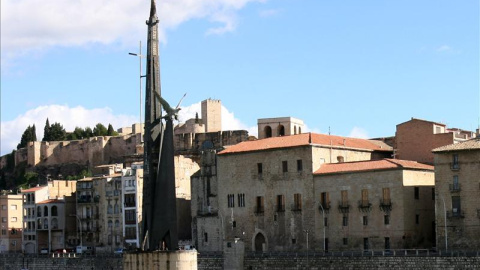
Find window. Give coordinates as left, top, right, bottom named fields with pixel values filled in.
left=1, top=217, right=6, bottom=223
left=452, top=175, right=459, bottom=190
left=278, top=125, right=285, bottom=136
left=11, top=217, right=17, bottom=222
left=363, top=216, right=368, bottom=226
left=382, top=188, right=390, bottom=204
left=232, top=221, right=236, bottom=228
left=415, top=214, right=419, bottom=225
left=276, top=195, right=285, bottom=212
left=324, top=217, right=328, bottom=227
left=264, top=126, right=272, bottom=138
left=414, top=187, right=419, bottom=200
left=341, top=190, right=348, bottom=207
left=1, top=229, right=6, bottom=235
left=360, top=189, right=369, bottom=207
left=51, top=206, right=58, bottom=216
left=384, top=215, right=390, bottom=225
left=320, top=192, right=330, bottom=209
left=108, top=204, right=113, bottom=214
left=363, top=238, right=369, bottom=250
left=125, top=194, right=136, bottom=207
left=238, top=194, right=245, bottom=207
left=452, top=196, right=461, bottom=217
left=337, top=156, right=344, bottom=163
left=293, top=193, right=302, bottom=211
left=125, top=227, right=136, bottom=240
left=228, top=194, right=235, bottom=208
left=114, top=204, right=120, bottom=214
left=108, top=234, right=112, bottom=245
left=44, top=206, right=48, bottom=216
left=115, top=220, right=120, bottom=228
left=342, top=215, right=348, bottom=226
left=255, top=196, right=264, bottom=213
left=292, top=239, right=296, bottom=244
left=108, top=220, right=113, bottom=228
left=204, top=232, right=208, bottom=242
left=1, top=205, right=6, bottom=210
left=125, top=210, right=136, bottom=224
left=452, top=154, right=459, bottom=169
left=297, top=160, right=303, bottom=172
left=10, top=205, right=17, bottom=210
left=385, top=237, right=391, bottom=250
left=257, top=163, right=263, bottom=174
left=282, top=161, right=288, bottom=173
left=343, top=238, right=348, bottom=245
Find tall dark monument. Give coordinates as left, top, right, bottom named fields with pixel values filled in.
left=142, top=0, right=178, bottom=251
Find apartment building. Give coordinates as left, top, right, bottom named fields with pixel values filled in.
left=433, top=137, right=480, bottom=250
left=0, top=191, right=23, bottom=253
left=122, top=163, right=143, bottom=249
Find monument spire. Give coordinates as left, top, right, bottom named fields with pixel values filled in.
left=142, top=0, right=178, bottom=251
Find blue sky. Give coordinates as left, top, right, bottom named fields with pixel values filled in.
left=1, top=0, right=479, bottom=155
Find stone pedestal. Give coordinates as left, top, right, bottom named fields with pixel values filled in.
left=123, top=250, right=197, bottom=270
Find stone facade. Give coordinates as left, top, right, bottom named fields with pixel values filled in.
left=257, top=117, right=304, bottom=139
left=395, top=118, right=474, bottom=165
left=122, top=163, right=143, bottom=249
left=314, top=161, right=435, bottom=251
left=201, top=99, right=222, bottom=133
left=0, top=192, right=23, bottom=253
left=433, top=138, right=480, bottom=250
left=191, top=133, right=393, bottom=253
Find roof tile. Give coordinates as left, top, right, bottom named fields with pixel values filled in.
left=314, top=159, right=433, bottom=175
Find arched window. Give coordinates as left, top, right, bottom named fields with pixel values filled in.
left=37, top=218, right=42, bottom=229
left=299, top=127, right=302, bottom=134
left=37, top=206, right=41, bottom=217
left=278, top=125, right=285, bottom=136
left=115, top=220, right=120, bottom=228
left=294, top=126, right=297, bottom=135
left=264, top=126, right=272, bottom=138
left=107, top=205, right=113, bottom=214
left=337, top=156, right=345, bottom=163
left=44, top=206, right=48, bottom=216
left=108, top=220, right=113, bottom=228
left=51, top=206, right=58, bottom=216
left=43, top=218, right=48, bottom=229
left=114, top=204, right=119, bottom=214
left=51, top=218, right=58, bottom=229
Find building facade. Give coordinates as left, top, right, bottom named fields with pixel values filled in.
left=314, top=159, right=435, bottom=251
left=0, top=191, right=23, bottom=253
left=433, top=137, right=480, bottom=250
left=122, top=163, right=143, bottom=249
left=192, top=132, right=393, bottom=252
left=257, top=117, right=305, bottom=139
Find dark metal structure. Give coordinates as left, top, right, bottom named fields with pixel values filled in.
left=141, top=0, right=178, bottom=251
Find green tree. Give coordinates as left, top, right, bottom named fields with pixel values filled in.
left=84, top=127, right=94, bottom=138
left=42, top=118, right=51, bottom=141
left=48, top=122, right=66, bottom=141
left=17, top=125, right=37, bottom=149
left=107, top=124, right=118, bottom=136
left=31, top=124, right=37, bottom=141
left=93, top=123, right=108, bottom=136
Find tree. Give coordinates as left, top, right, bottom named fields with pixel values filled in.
left=42, top=118, right=51, bottom=141
left=107, top=124, right=118, bottom=136
left=48, top=122, right=66, bottom=141
left=93, top=123, right=108, bottom=136
left=17, top=125, right=37, bottom=149
left=31, top=124, right=37, bottom=141
left=84, top=127, right=94, bottom=138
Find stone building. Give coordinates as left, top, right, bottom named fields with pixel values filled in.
left=257, top=117, right=304, bottom=139
left=395, top=118, right=474, bottom=164
left=314, top=159, right=435, bottom=251
left=192, top=132, right=393, bottom=252
left=21, top=180, right=77, bottom=253
left=174, top=99, right=222, bottom=135
left=432, top=137, right=480, bottom=250
left=0, top=191, right=23, bottom=253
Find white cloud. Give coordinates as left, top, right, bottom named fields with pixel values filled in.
left=436, top=45, right=452, bottom=52
left=348, top=127, right=369, bottom=139
left=1, top=0, right=265, bottom=66
left=0, top=105, right=137, bottom=156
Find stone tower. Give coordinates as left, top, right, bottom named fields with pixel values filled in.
left=257, top=117, right=305, bottom=139
left=201, top=99, right=222, bottom=132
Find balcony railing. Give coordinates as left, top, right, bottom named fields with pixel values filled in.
left=319, top=202, right=330, bottom=214
left=358, top=200, right=372, bottom=212
left=380, top=199, right=392, bottom=211
left=450, top=163, right=460, bottom=171
left=338, top=202, right=350, bottom=213
left=447, top=210, right=465, bottom=218
left=449, top=184, right=461, bottom=192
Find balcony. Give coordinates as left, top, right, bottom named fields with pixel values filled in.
left=77, top=195, right=92, bottom=203
left=358, top=200, right=372, bottom=212
left=255, top=206, right=265, bottom=215
left=380, top=199, right=392, bottom=212
left=338, top=202, right=350, bottom=213
left=319, top=202, right=330, bottom=213
left=449, top=184, right=461, bottom=192
left=447, top=210, right=465, bottom=219
left=290, top=204, right=302, bottom=212
left=450, top=163, right=460, bottom=171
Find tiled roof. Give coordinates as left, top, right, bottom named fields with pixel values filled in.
left=37, top=199, right=65, bottom=204
left=397, top=118, right=446, bottom=127
left=432, top=138, right=480, bottom=152
left=314, top=159, right=433, bottom=175
left=21, top=186, right=47, bottom=193
left=219, top=133, right=392, bottom=155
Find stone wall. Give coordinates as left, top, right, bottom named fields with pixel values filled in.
left=0, top=255, right=123, bottom=270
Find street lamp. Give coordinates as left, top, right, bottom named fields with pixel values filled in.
left=129, top=41, right=146, bottom=140
left=318, top=203, right=326, bottom=251
left=303, top=229, right=310, bottom=268
left=439, top=195, right=448, bottom=252
left=70, top=215, right=82, bottom=251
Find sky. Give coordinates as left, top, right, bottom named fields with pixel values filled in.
left=1, top=0, right=479, bottom=156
